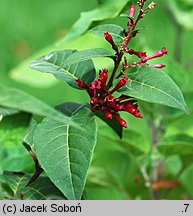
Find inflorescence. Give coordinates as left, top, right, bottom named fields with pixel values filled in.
left=76, top=1, right=168, bottom=128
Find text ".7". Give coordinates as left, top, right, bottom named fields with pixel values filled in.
left=182, top=204, right=189, bottom=213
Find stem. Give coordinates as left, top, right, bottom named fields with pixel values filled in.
left=107, top=52, right=124, bottom=89
left=149, top=119, right=160, bottom=200
left=23, top=142, right=44, bottom=187
left=107, top=0, right=145, bottom=89
left=131, top=8, right=144, bottom=31
left=137, top=162, right=156, bottom=200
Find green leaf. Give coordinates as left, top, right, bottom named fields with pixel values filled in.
left=95, top=111, right=123, bottom=138
left=180, top=163, right=193, bottom=197
left=58, top=0, right=132, bottom=43
left=120, top=129, right=150, bottom=155
left=0, top=85, right=73, bottom=125
left=0, top=107, right=18, bottom=117
left=61, top=48, right=113, bottom=67
left=99, top=128, right=149, bottom=156
left=0, top=113, right=32, bottom=174
left=3, top=171, right=65, bottom=199
left=90, top=24, right=124, bottom=43
left=165, top=156, right=182, bottom=176
left=123, top=66, right=188, bottom=113
left=157, top=134, right=193, bottom=156
left=87, top=167, right=115, bottom=187
left=23, top=118, right=38, bottom=148
left=30, top=50, right=96, bottom=88
left=33, top=102, right=97, bottom=200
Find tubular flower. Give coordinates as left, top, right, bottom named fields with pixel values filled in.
left=127, top=49, right=147, bottom=58
left=126, top=48, right=167, bottom=68
left=128, top=4, right=136, bottom=29
left=149, top=64, right=166, bottom=68
left=104, top=32, right=118, bottom=51
left=141, top=48, right=168, bottom=63
left=76, top=69, right=142, bottom=128
left=129, top=4, right=136, bottom=18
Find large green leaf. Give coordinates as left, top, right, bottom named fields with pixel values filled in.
left=30, top=50, right=96, bottom=88
left=123, top=66, right=188, bottom=113
left=23, top=118, right=38, bottom=148
left=58, top=0, right=132, bottom=43
left=157, top=134, right=193, bottom=156
left=3, top=171, right=65, bottom=200
left=0, top=85, right=73, bottom=125
left=0, top=113, right=32, bottom=174
left=90, top=24, right=124, bottom=43
left=0, top=107, right=18, bottom=117
left=33, top=102, right=97, bottom=200
left=98, top=128, right=149, bottom=156
left=95, top=111, right=123, bottom=138
left=86, top=167, right=115, bottom=188
left=61, top=48, right=113, bottom=67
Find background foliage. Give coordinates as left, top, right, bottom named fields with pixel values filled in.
left=1, top=0, right=193, bottom=199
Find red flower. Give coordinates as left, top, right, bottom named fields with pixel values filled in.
left=129, top=4, right=136, bottom=18
left=110, top=76, right=129, bottom=94
left=104, top=32, right=118, bottom=51
left=141, top=48, right=168, bottom=63
left=76, top=70, right=142, bottom=128
left=114, top=113, right=127, bottom=128
left=149, top=64, right=166, bottom=68
left=128, top=49, right=147, bottom=58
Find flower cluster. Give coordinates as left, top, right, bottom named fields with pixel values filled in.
left=76, top=1, right=168, bottom=128
left=76, top=69, right=142, bottom=128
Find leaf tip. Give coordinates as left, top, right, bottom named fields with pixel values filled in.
left=29, top=60, right=38, bottom=69
left=184, top=106, right=190, bottom=114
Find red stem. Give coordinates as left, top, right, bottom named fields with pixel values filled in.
left=106, top=0, right=145, bottom=89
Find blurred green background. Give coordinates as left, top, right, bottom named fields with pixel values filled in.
left=1, top=0, right=193, bottom=199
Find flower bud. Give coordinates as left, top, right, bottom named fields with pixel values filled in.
left=109, top=103, right=124, bottom=111
left=149, top=64, right=166, bottom=68
left=124, top=103, right=143, bottom=118
left=127, top=49, right=147, bottom=58
left=90, top=80, right=101, bottom=90
left=103, top=110, right=113, bottom=120
left=129, top=4, right=136, bottom=18
left=143, top=2, right=156, bottom=13
left=104, top=32, right=118, bottom=51
left=114, top=113, right=127, bottom=128
left=90, top=97, right=99, bottom=105
left=76, top=79, right=88, bottom=89
left=98, top=68, right=108, bottom=85
left=141, top=48, right=168, bottom=63
left=148, top=2, right=156, bottom=10
left=133, top=110, right=143, bottom=118
left=106, top=94, right=114, bottom=103
left=110, top=76, right=129, bottom=93
left=124, top=104, right=136, bottom=114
